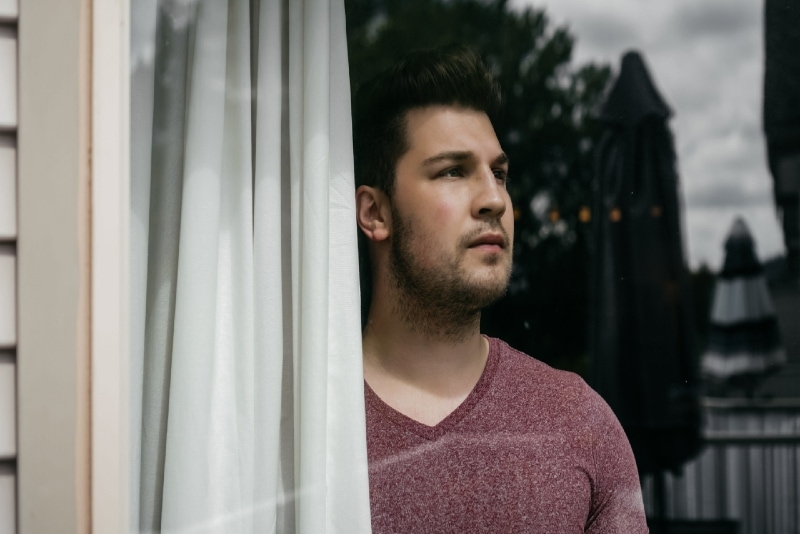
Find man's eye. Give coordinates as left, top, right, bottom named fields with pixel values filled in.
left=494, top=169, right=509, bottom=184
left=440, top=167, right=464, bottom=178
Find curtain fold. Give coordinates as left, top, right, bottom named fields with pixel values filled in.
left=130, top=0, right=157, bottom=530
left=130, top=0, right=372, bottom=532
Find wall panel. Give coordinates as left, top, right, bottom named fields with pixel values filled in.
left=0, top=464, right=15, bottom=534
left=0, top=27, right=16, bottom=129
left=0, top=353, right=14, bottom=459
left=0, top=137, right=15, bottom=240
left=0, top=0, right=17, bottom=20
left=0, top=246, right=14, bottom=349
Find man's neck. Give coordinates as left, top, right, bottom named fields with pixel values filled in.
left=362, top=295, right=490, bottom=426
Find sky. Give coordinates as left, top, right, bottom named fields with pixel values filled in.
left=512, top=0, right=784, bottom=270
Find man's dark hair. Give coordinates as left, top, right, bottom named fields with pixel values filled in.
left=352, top=44, right=503, bottom=196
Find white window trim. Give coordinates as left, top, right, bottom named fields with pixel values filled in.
left=91, top=0, right=130, bottom=532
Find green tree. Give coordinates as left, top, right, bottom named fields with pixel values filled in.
left=346, top=0, right=612, bottom=373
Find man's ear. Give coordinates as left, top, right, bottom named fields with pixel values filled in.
left=356, top=185, right=391, bottom=242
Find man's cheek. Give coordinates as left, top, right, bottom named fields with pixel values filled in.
left=433, top=200, right=459, bottom=224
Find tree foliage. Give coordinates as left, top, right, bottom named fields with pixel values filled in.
left=345, top=0, right=612, bottom=373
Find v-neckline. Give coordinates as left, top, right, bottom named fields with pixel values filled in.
left=364, top=337, right=501, bottom=441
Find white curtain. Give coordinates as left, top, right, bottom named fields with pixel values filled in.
left=130, top=0, right=372, bottom=532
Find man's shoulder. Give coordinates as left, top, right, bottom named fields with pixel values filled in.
left=485, top=336, right=631, bottom=448
left=481, top=336, right=622, bottom=442
left=485, top=336, right=607, bottom=419
left=488, top=336, right=588, bottom=394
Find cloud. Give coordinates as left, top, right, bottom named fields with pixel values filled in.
left=557, top=12, right=639, bottom=57
left=668, top=0, right=758, bottom=42
left=686, top=183, right=772, bottom=210
left=516, top=0, right=782, bottom=268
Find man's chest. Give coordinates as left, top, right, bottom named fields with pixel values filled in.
left=367, top=430, right=594, bottom=534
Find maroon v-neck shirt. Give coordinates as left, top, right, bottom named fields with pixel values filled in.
left=365, top=337, right=648, bottom=533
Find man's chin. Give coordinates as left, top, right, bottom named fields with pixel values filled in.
left=468, top=248, right=510, bottom=266
left=466, top=262, right=512, bottom=288
left=461, top=277, right=510, bottom=309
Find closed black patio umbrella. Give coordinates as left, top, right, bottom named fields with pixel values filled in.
left=588, top=51, right=701, bottom=478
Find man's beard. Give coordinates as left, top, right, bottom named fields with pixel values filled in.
left=388, top=203, right=512, bottom=342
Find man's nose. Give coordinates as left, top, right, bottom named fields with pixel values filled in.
left=473, top=170, right=507, bottom=218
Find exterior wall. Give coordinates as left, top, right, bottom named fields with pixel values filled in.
left=13, top=1, right=129, bottom=531
left=0, top=0, right=18, bottom=531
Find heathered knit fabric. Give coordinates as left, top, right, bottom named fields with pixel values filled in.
left=365, top=337, right=648, bottom=533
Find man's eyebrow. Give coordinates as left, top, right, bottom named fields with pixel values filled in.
left=421, top=151, right=472, bottom=166
left=494, top=153, right=509, bottom=166
left=421, top=151, right=510, bottom=166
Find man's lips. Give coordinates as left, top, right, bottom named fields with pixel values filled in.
left=468, top=233, right=507, bottom=249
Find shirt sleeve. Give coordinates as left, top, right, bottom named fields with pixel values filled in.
left=583, top=385, right=649, bottom=534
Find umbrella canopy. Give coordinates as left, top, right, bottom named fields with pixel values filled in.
left=764, top=0, right=800, bottom=275
left=702, top=217, right=786, bottom=396
left=589, top=51, right=701, bottom=475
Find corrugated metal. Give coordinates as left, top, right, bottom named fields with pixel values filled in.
left=643, top=401, right=800, bottom=534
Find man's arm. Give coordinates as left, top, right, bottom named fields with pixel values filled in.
left=584, top=387, right=649, bottom=533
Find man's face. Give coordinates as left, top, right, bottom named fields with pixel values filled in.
left=388, top=105, right=514, bottom=313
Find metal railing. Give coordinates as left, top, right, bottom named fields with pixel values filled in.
left=642, top=398, right=800, bottom=534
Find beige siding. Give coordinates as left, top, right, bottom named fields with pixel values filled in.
left=10, top=0, right=128, bottom=530
left=0, top=352, right=14, bottom=459
left=0, top=27, right=16, bottom=129
left=0, top=463, right=14, bottom=534
left=0, top=351, right=13, bottom=534
left=0, top=138, right=15, bottom=240
left=0, top=247, right=13, bottom=349
left=0, top=6, right=15, bottom=534
left=0, top=0, right=17, bottom=20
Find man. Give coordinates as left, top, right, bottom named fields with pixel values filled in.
left=353, top=45, right=648, bottom=533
